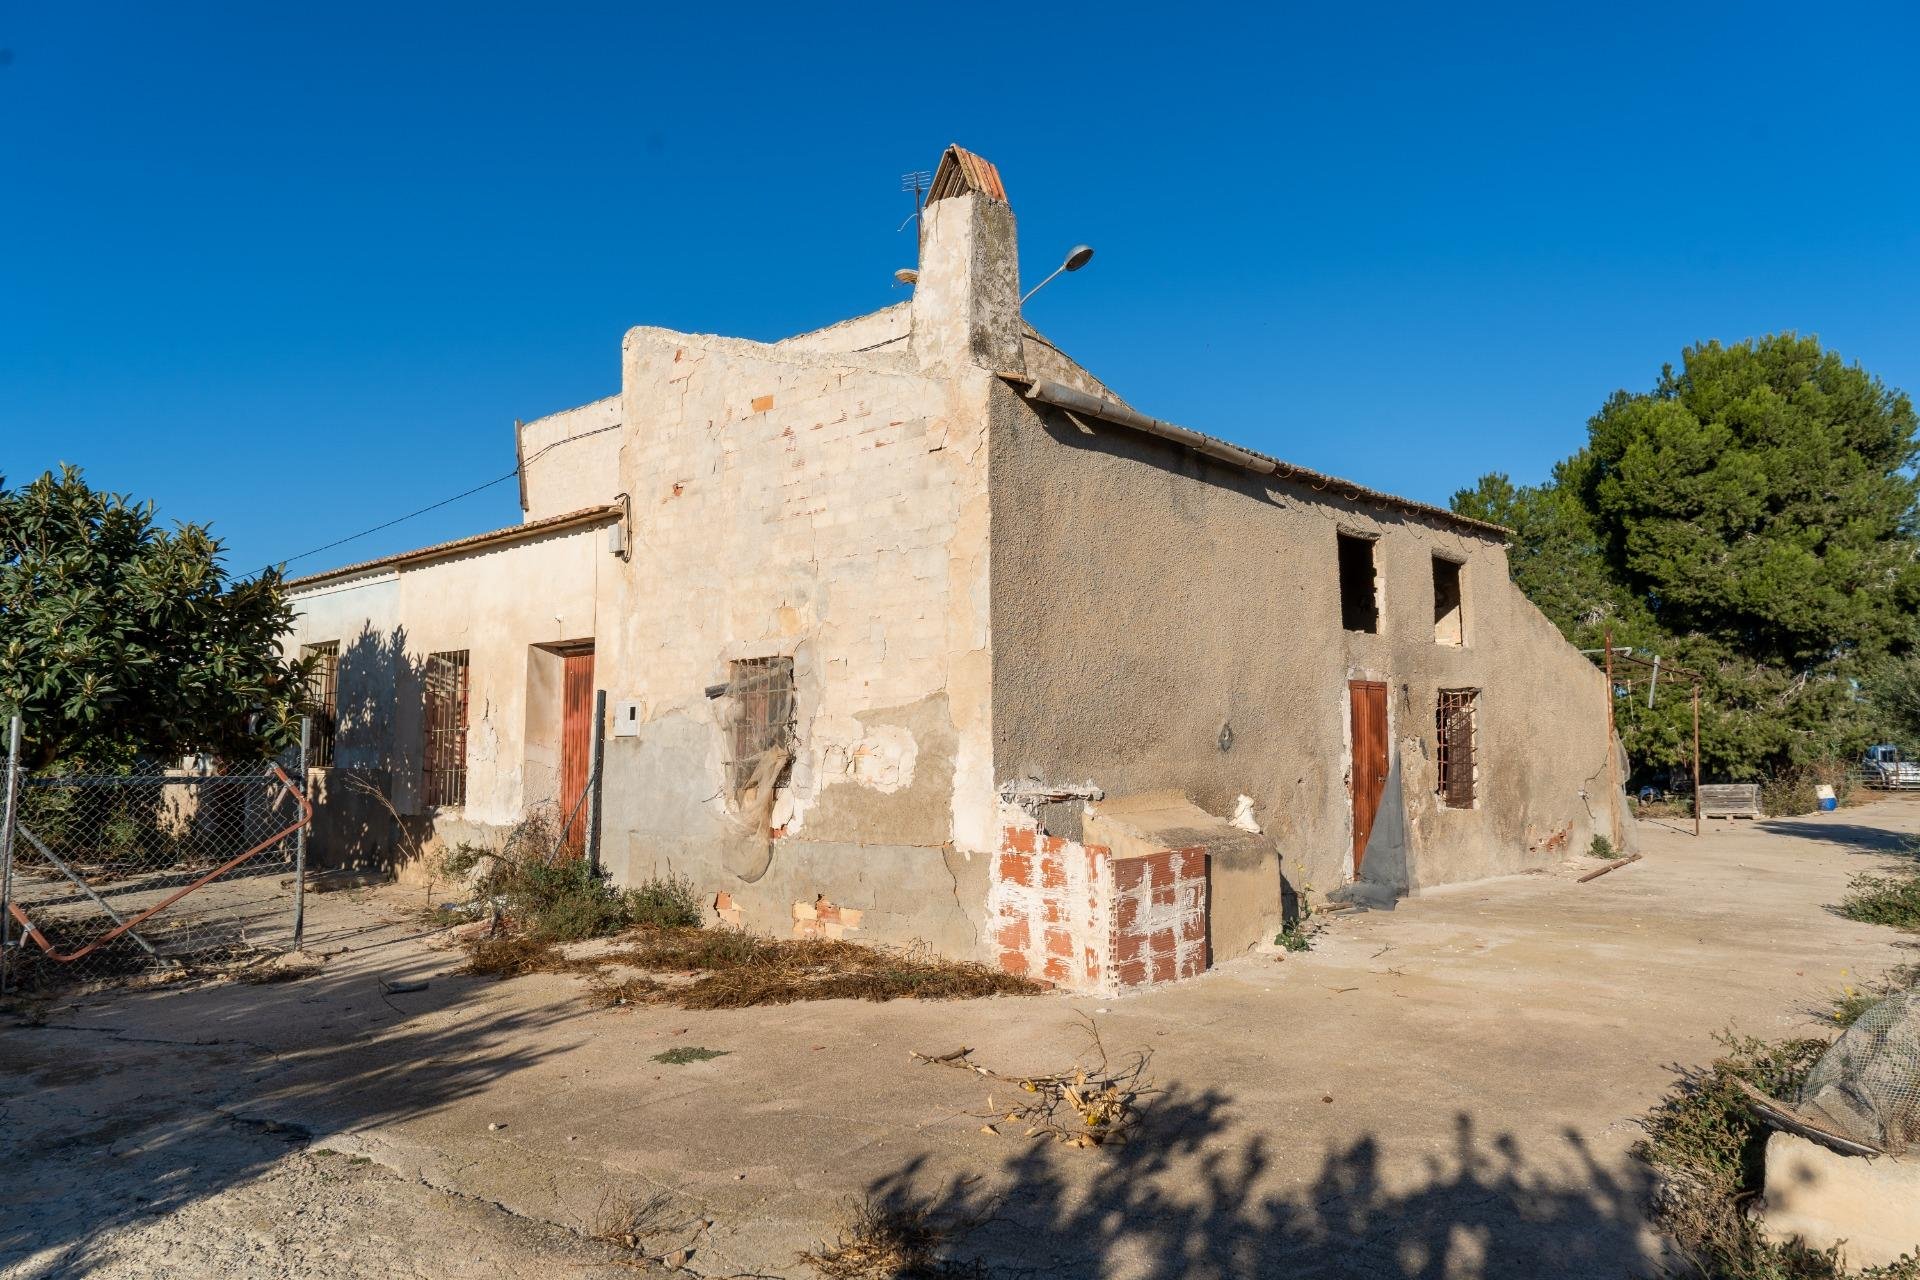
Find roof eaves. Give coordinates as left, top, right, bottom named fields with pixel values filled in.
left=999, top=374, right=1510, bottom=540
left=286, top=504, right=622, bottom=590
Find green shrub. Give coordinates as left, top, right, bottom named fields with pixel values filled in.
left=624, top=873, right=704, bottom=928
left=1833, top=963, right=1920, bottom=1027
left=1760, top=759, right=1854, bottom=818
left=1837, top=866, right=1920, bottom=932
left=518, top=857, right=630, bottom=941
left=1633, top=1033, right=1863, bottom=1279
left=440, top=816, right=708, bottom=942
left=1587, top=834, right=1615, bottom=860
left=1274, top=926, right=1311, bottom=952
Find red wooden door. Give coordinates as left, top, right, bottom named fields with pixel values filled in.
left=1348, top=680, right=1389, bottom=874
left=559, top=649, right=595, bottom=854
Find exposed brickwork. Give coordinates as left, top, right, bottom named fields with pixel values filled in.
left=792, top=894, right=864, bottom=940
left=989, top=804, right=1209, bottom=995
left=713, top=891, right=744, bottom=929
left=1529, top=822, right=1572, bottom=857
left=1107, top=845, right=1210, bottom=990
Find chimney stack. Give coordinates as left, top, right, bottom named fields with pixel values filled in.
left=910, top=145, right=1024, bottom=375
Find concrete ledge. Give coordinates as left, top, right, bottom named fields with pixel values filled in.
left=1759, top=1132, right=1920, bottom=1269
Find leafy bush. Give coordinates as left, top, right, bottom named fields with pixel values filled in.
left=1634, top=1033, right=1861, bottom=1279
left=441, top=812, right=700, bottom=942
left=1837, top=867, right=1920, bottom=932
left=1274, top=926, right=1312, bottom=952
left=624, top=873, right=703, bottom=928
left=1588, top=834, right=1616, bottom=860
left=1760, top=759, right=1855, bottom=817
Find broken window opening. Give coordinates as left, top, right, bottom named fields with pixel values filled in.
left=1435, top=688, right=1478, bottom=809
left=423, top=649, right=471, bottom=807
left=1337, top=533, right=1380, bottom=633
left=1432, top=556, right=1465, bottom=647
left=300, top=640, right=340, bottom=767
left=725, top=656, right=796, bottom=808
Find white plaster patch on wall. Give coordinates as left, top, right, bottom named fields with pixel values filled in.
left=848, top=724, right=917, bottom=792
left=988, top=801, right=1116, bottom=992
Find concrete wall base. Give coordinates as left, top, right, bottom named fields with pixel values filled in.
left=1758, top=1133, right=1920, bottom=1270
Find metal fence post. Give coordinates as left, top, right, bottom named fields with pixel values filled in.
left=1, top=714, right=21, bottom=994
left=293, top=715, right=310, bottom=952
left=586, top=690, right=607, bottom=875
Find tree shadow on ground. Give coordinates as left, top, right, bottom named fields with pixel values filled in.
left=0, top=926, right=594, bottom=1276
left=1758, top=819, right=1918, bottom=856
left=864, top=1087, right=1655, bottom=1280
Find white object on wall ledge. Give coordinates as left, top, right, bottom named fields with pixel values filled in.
left=1231, top=795, right=1262, bottom=834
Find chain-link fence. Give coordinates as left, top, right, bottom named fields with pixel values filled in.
left=0, top=716, right=312, bottom=994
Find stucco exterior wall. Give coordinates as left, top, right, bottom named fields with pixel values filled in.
left=987, top=384, right=1627, bottom=954
left=591, top=321, right=999, bottom=956
left=518, top=396, right=621, bottom=521
left=286, top=524, right=608, bottom=871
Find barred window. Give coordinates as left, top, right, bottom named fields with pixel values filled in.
left=1436, top=688, right=1478, bottom=808
left=423, top=650, right=470, bottom=807
left=300, top=641, right=339, bottom=767
left=726, top=657, right=794, bottom=803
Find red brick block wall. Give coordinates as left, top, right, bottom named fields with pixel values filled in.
left=989, top=807, right=1209, bottom=994
left=1107, top=846, right=1210, bottom=989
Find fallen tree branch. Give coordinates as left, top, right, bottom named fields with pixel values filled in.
left=911, top=1016, right=1154, bottom=1148
left=1578, top=853, right=1644, bottom=883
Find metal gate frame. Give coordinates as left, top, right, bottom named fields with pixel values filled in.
left=0, top=714, right=314, bottom=993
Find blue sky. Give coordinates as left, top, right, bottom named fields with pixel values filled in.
left=5, top=2, right=1917, bottom=576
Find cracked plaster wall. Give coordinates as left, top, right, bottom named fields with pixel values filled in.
left=286, top=525, right=606, bottom=872
left=987, top=385, right=1633, bottom=920
left=593, top=309, right=1000, bottom=953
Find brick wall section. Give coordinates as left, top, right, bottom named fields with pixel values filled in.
left=1109, top=846, right=1210, bottom=989
left=990, top=806, right=1209, bottom=994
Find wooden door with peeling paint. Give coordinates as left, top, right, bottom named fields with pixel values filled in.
left=560, top=647, right=595, bottom=855
left=1348, top=680, right=1389, bottom=874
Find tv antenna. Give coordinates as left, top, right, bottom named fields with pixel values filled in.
left=898, top=169, right=932, bottom=232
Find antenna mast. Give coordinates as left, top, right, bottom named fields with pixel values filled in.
left=899, top=169, right=931, bottom=240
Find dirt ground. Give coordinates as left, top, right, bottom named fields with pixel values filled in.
left=3, top=799, right=1916, bottom=1279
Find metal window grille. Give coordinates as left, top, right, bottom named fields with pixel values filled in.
left=726, top=657, right=795, bottom=799
left=1435, top=688, right=1478, bottom=808
left=423, top=650, right=470, bottom=808
left=301, top=641, right=339, bottom=767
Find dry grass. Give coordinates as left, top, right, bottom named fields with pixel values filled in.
left=588, top=1190, right=674, bottom=1254
left=459, top=922, right=1040, bottom=1010
left=584, top=1189, right=709, bottom=1271
left=797, top=1197, right=990, bottom=1280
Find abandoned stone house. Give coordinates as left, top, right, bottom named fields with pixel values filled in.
left=284, top=145, right=1630, bottom=995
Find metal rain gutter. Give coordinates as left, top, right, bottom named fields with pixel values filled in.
left=1018, top=378, right=1279, bottom=475
left=1004, top=375, right=1511, bottom=540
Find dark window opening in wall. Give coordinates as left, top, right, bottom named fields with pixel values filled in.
left=300, top=641, right=339, bottom=767
left=423, top=650, right=471, bottom=807
left=726, top=656, right=795, bottom=804
left=1435, top=688, right=1478, bottom=808
left=1432, top=556, right=1465, bottom=646
left=1337, top=533, right=1379, bottom=633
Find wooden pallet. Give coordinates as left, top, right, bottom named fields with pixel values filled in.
left=1698, top=782, right=1764, bottom=819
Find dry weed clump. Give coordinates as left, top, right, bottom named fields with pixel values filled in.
left=797, top=1197, right=990, bottom=1280
left=461, top=922, right=1041, bottom=1010
left=915, top=1018, right=1154, bottom=1149
left=585, top=1190, right=708, bottom=1271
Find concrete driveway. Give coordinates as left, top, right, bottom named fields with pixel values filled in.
left=4, top=799, right=1916, bottom=1279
